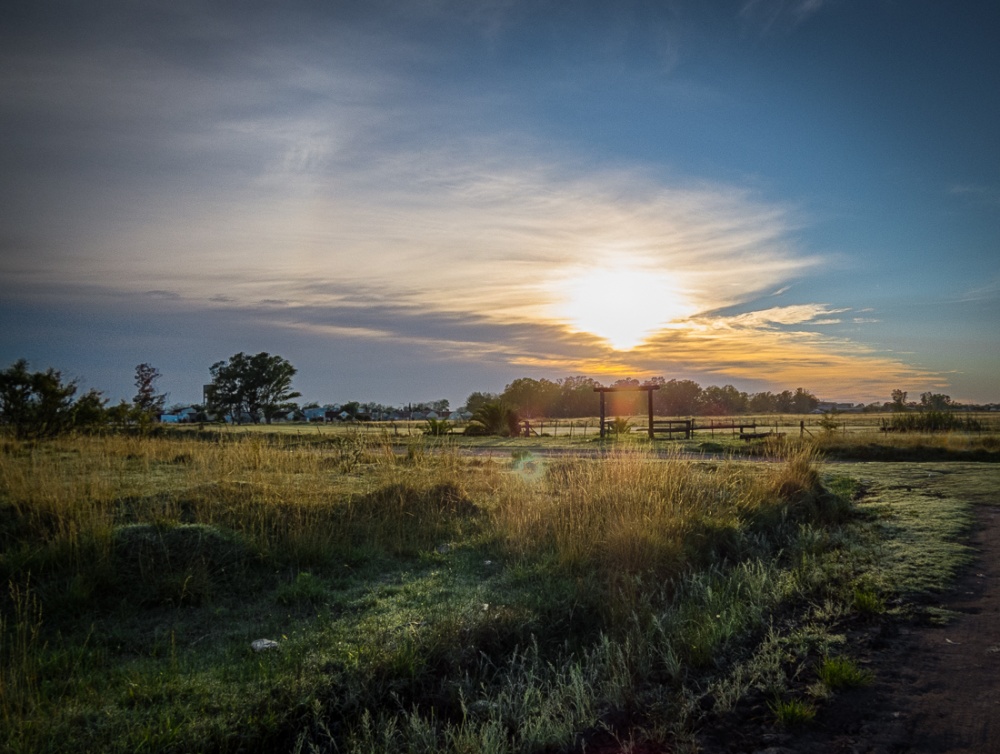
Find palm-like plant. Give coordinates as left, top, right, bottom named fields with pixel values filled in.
left=465, top=401, right=521, bottom=436
left=423, top=418, right=452, bottom=436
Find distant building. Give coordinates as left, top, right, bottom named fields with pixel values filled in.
left=815, top=401, right=864, bottom=414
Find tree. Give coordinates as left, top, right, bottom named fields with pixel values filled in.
left=0, top=359, right=79, bottom=438
left=790, top=387, right=819, bottom=414
left=133, top=363, right=167, bottom=419
left=556, top=376, right=600, bottom=417
left=748, top=391, right=777, bottom=413
left=890, top=389, right=908, bottom=412
left=501, top=378, right=559, bottom=418
left=608, top=378, right=645, bottom=416
left=72, top=388, right=108, bottom=430
left=205, top=352, right=301, bottom=424
left=654, top=379, right=703, bottom=416
left=920, top=392, right=953, bottom=411
left=699, top=384, right=748, bottom=416
left=464, top=391, right=498, bottom=414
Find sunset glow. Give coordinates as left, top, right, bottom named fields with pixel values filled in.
left=1, top=2, right=997, bottom=405
left=555, top=265, right=695, bottom=350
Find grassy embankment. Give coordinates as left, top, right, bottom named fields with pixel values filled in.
left=0, top=431, right=989, bottom=752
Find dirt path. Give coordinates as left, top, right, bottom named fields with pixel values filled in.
left=867, top=503, right=1000, bottom=754
left=682, top=462, right=1000, bottom=754
left=769, top=484, right=1000, bottom=754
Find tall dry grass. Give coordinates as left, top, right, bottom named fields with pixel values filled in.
left=0, top=434, right=507, bottom=588
left=0, top=431, right=868, bottom=754
left=1, top=436, right=829, bottom=587
left=489, top=446, right=833, bottom=624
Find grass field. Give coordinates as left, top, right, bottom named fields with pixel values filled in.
left=1, top=430, right=995, bottom=752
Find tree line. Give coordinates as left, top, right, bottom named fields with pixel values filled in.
left=1, top=353, right=991, bottom=439
left=468, top=377, right=823, bottom=419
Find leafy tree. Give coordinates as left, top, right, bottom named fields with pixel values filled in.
left=133, top=363, right=167, bottom=419
left=464, top=391, right=499, bottom=414
left=0, top=359, right=79, bottom=438
left=608, top=378, right=645, bottom=416
left=699, top=384, right=748, bottom=416
left=774, top=390, right=795, bottom=413
left=556, top=376, right=600, bottom=417
left=790, top=387, right=819, bottom=414
left=748, top=391, right=777, bottom=413
left=654, top=379, right=703, bottom=416
left=890, top=389, right=908, bottom=412
left=501, top=377, right=559, bottom=418
left=920, top=392, right=953, bottom=411
left=73, top=389, right=108, bottom=430
left=205, top=352, right=301, bottom=424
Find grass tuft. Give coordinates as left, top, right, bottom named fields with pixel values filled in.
left=771, top=697, right=817, bottom=726
left=818, top=656, right=874, bottom=690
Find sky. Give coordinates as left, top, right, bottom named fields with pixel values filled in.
left=2, top=0, right=998, bottom=408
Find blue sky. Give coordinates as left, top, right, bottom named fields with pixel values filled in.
left=2, top=0, right=998, bottom=407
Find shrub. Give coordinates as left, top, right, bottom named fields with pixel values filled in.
left=423, top=418, right=452, bottom=436
left=0, top=360, right=79, bottom=439
left=465, top=401, right=520, bottom=437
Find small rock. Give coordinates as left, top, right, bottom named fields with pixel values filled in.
left=436, top=543, right=451, bottom=554
left=251, top=638, right=280, bottom=652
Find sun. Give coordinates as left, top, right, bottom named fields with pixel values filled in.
left=554, top=264, right=694, bottom=350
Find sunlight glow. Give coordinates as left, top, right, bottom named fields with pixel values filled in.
left=554, top=264, right=696, bottom=350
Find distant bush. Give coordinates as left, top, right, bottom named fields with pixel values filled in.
left=423, top=418, right=452, bottom=436
left=881, top=411, right=982, bottom=433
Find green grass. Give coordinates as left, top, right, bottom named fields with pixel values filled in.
left=771, top=697, right=817, bottom=726
left=818, top=656, right=874, bottom=690
left=0, top=434, right=995, bottom=753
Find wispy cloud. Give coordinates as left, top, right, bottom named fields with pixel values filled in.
left=949, top=183, right=1000, bottom=208
left=955, top=276, right=1000, bottom=303
left=739, top=0, right=828, bottom=34
left=717, top=303, right=849, bottom=328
